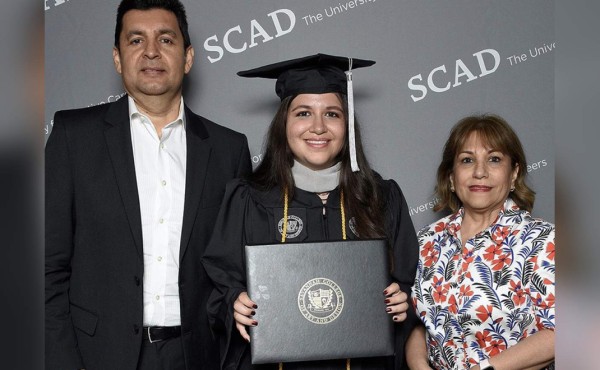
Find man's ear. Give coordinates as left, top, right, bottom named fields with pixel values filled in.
left=184, top=46, right=194, bottom=74
left=113, top=47, right=122, bottom=74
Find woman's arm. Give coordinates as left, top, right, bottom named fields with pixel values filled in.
left=469, top=329, right=554, bottom=370
left=405, top=324, right=432, bottom=370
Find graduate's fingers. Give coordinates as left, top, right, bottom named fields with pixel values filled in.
left=385, top=289, right=408, bottom=306
left=235, top=321, right=251, bottom=342
left=233, top=310, right=257, bottom=328
left=237, top=291, right=258, bottom=310
left=392, top=311, right=408, bottom=323
left=234, top=292, right=257, bottom=317
left=384, top=288, right=409, bottom=323
left=385, top=302, right=410, bottom=321
left=383, top=282, right=400, bottom=297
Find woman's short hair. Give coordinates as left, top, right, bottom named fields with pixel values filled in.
left=434, top=114, right=535, bottom=213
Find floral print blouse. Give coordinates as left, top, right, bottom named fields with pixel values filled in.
left=412, top=198, right=555, bottom=369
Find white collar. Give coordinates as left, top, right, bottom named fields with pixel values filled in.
left=291, top=160, right=342, bottom=193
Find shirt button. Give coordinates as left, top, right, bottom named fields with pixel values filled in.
left=159, top=218, right=164, bottom=224
left=160, top=143, right=165, bottom=149
left=161, top=180, right=167, bottom=186
left=157, top=256, right=163, bottom=262
left=155, top=295, right=160, bottom=301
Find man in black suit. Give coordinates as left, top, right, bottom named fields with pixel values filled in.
left=45, top=1, right=252, bottom=369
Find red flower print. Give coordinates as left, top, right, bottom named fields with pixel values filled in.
left=421, top=241, right=439, bottom=267
left=421, top=241, right=434, bottom=257
left=464, top=270, right=473, bottom=281
left=486, top=339, right=506, bottom=356
left=537, top=293, right=555, bottom=309
left=535, top=319, right=545, bottom=331
left=483, top=244, right=502, bottom=261
left=434, top=221, right=446, bottom=233
left=424, top=249, right=439, bottom=267
left=509, top=280, right=526, bottom=306
left=492, top=226, right=510, bottom=244
left=433, top=286, right=448, bottom=303
left=475, top=330, right=492, bottom=347
left=461, top=249, right=475, bottom=271
left=475, top=305, right=494, bottom=322
left=491, top=253, right=512, bottom=271
left=546, top=242, right=555, bottom=260
left=432, top=277, right=449, bottom=303
left=432, top=276, right=444, bottom=288
left=512, top=292, right=526, bottom=306
left=448, top=294, right=458, bottom=314
left=459, top=285, right=474, bottom=298
left=448, top=223, right=460, bottom=236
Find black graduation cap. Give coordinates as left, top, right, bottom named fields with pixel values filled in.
left=237, top=53, right=375, bottom=100
left=237, top=53, right=376, bottom=172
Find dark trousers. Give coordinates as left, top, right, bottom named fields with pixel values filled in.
left=137, top=336, right=186, bottom=370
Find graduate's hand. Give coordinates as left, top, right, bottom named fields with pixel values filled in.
left=233, top=291, right=258, bottom=342
left=383, top=282, right=409, bottom=323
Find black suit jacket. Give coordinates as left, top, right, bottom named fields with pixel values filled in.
left=45, top=97, right=252, bottom=370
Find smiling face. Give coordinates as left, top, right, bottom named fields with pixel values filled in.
left=286, top=93, right=346, bottom=171
left=112, top=8, right=194, bottom=101
left=450, top=131, right=519, bottom=216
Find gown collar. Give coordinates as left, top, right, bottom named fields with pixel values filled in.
left=291, top=160, right=341, bottom=193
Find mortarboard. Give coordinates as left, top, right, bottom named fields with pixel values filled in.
left=237, top=53, right=376, bottom=172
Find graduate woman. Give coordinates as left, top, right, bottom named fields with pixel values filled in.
left=202, top=54, right=419, bottom=370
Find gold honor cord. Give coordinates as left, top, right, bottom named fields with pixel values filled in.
left=279, top=189, right=350, bottom=370
left=281, top=188, right=289, bottom=243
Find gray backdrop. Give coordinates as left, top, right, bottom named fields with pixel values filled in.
left=45, top=0, right=554, bottom=230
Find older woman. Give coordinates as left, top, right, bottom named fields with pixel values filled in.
left=407, top=115, right=555, bottom=370
left=202, top=54, right=419, bottom=370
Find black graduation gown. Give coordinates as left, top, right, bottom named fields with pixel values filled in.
left=202, top=176, right=419, bottom=370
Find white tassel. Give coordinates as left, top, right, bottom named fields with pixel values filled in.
left=346, top=57, right=359, bottom=172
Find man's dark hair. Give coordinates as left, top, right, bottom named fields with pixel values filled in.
left=114, top=0, right=191, bottom=50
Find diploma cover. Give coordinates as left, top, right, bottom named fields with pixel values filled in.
left=245, top=239, right=394, bottom=364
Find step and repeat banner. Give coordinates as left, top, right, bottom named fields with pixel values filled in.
left=45, top=0, right=554, bottom=229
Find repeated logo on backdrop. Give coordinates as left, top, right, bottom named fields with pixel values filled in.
left=408, top=41, right=555, bottom=103
left=45, top=1, right=555, bottom=225
left=203, top=1, right=379, bottom=63
left=45, top=0, right=72, bottom=11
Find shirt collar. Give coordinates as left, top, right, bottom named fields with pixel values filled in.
left=446, top=197, right=522, bottom=245
left=127, top=95, right=186, bottom=130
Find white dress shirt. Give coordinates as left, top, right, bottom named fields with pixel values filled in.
left=128, top=96, right=186, bottom=327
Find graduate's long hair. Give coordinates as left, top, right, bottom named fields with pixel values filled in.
left=249, top=93, right=385, bottom=239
